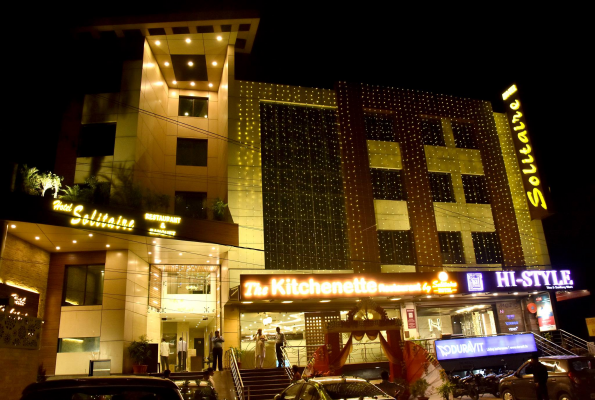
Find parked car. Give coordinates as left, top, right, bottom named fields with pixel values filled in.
left=274, top=376, right=395, bottom=400
left=21, top=376, right=183, bottom=400
left=499, top=356, right=595, bottom=400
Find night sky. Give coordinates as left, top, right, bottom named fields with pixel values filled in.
left=6, top=2, right=593, bottom=334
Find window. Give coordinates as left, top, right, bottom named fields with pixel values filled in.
left=420, top=118, right=445, bottom=146
left=282, top=384, right=304, bottom=400
left=364, top=115, right=396, bottom=141
left=77, top=123, right=116, bottom=157
left=429, top=172, right=456, bottom=202
left=438, top=232, right=465, bottom=264
left=166, top=272, right=211, bottom=294
left=371, top=169, right=406, bottom=200
left=179, top=96, right=208, bottom=118
left=175, top=191, right=207, bottom=219
left=452, top=121, right=478, bottom=149
left=58, top=337, right=100, bottom=353
left=472, top=232, right=503, bottom=264
left=62, top=265, right=105, bottom=306
left=378, top=230, right=416, bottom=265
left=462, top=175, right=490, bottom=204
left=176, top=138, right=208, bottom=166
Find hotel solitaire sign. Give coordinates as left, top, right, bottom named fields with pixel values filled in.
left=52, top=200, right=182, bottom=237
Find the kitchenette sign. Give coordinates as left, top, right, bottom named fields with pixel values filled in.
left=434, top=333, right=537, bottom=361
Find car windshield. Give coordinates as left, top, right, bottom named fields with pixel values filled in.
left=321, top=382, right=385, bottom=399
left=23, top=388, right=181, bottom=400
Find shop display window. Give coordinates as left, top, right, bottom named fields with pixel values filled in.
left=58, top=337, right=100, bottom=353
left=62, top=264, right=105, bottom=306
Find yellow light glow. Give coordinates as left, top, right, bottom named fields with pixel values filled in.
left=63, top=338, right=84, bottom=343
left=164, top=62, right=170, bottom=66
left=88, top=234, right=93, bottom=237
left=56, top=246, right=60, bottom=250
left=216, top=36, right=222, bottom=41
left=72, top=240, right=77, bottom=243
left=190, top=82, right=195, bottom=86
left=212, top=61, right=217, bottom=66
left=502, top=84, right=517, bottom=100
left=173, top=80, right=177, bottom=84
left=208, top=83, right=213, bottom=87
left=282, top=301, right=293, bottom=303
left=185, top=38, right=191, bottom=43
left=188, top=61, right=193, bottom=66
left=54, top=200, right=135, bottom=231
left=155, top=41, right=161, bottom=45
left=320, top=300, right=331, bottom=303
left=35, top=236, right=40, bottom=240
left=5, top=282, right=39, bottom=294
left=106, top=244, right=110, bottom=248
left=10, top=224, right=16, bottom=228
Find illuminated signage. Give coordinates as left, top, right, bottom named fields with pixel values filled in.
left=502, top=84, right=549, bottom=220
left=0, top=283, right=39, bottom=317
left=240, top=272, right=459, bottom=300
left=53, top=200, right=135, bottom=231
left=434, top=333, right=537, bottom=361
left=535, top=293, right=557, bottom=332
left=11, top=294, right=26, bottom=306
left=467, top=273, right=484, bottom=292
left=145, top=213, right=182, bottom=237
left=495, top=270, right=573, bottom=290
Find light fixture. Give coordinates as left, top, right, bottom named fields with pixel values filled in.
left=513, top=292, right=519, bottom=295
left=173, top=80, right=177, bottom=84
left=88, top=233, right=93, bottom=237
left=282, top=301, right=293, bottom=304
left=319, top=300, right=331, bottom=303
left=207, top=260, right=210, bottom=263
left=155, top=259, right=161, bottom=263
left=209, top=254, right=212, bottom=257
left=56, top=246, right=60, bottom=250
left=148, top=252, right=152, bottom=255
left=216, top=36, right=222, bottom=41
left=179, top=253, right=182, bottom=256
left=106, top=244, right=110, bottom=248
left=389, top=297, right=400, bottom=301
left=208, top=83, right=213, bottom=87
left=212, top=61, right=217, bottom=66
left=185, top=112, right=189, bottom=116
left=153, top=241, right=156, bottom=244
left=10, top=225, right=16, bottom=228
left=241, top=301, right=253, bottom=304
left=493, top=293, right=498, bottom=296
left=72, top=240, right=77, bottom=244
left=472, top=294, right=477, bottom=297
left=35, top=236, right=40, bottom=240
left=212, top=247, right=215, bottom=250
left=155, top=40, right=161, bottom=45
left=190, top=82, right=195, bottom=86
left=533, top=291, right=539, bottom=294
left=426, top=295, right=432, bottom=298
left=188, top=61, right=193, bottom=66
left=164, top=62, right=170, bottom=66
left=185, top=38, right=191, bottom=43
left=449, top=294, right=455, bottom=297
left=204, top=115, right=208, bottom=118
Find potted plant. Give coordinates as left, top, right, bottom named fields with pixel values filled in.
left=411, top=378, right=430, bottom=400
left=436, top=380, right=455, bottom=400
left=230, top=346, right=245, bottom=369
left=211, top=197, right=228, bottom=221
left=128, top=334, right=152, bottom=374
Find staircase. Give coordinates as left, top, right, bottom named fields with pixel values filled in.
left=532, top=332, right=576, bottom=356
left=240, top=368, right=291, bottom=400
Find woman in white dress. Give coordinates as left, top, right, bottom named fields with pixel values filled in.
left=254, top=328, right=267, bottom=369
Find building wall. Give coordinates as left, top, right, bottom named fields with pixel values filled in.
left=0, top=347, right=39, bottom=400
left=0, top=233, right=50, bottom=318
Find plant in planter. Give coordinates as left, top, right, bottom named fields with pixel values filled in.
left=128, top=334, right=152, bottom=374
left=410, top=378, right=430, bottom=400
left=230, top=346, right=245, bottom=368
left=436, top=380, right=456, bottom=400
left=211, top=197, right=228, bottom=221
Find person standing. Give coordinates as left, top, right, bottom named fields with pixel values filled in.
left=527, top=354, right=549, bottom=400
left=275, top=327, right=287, bottom=368
left=160, top=338, right=170, bottom=372
left=254, top=328, right=267, bottom=369
left=178, top=337, right=188, bottom=371
left=212, top=330, right=225, bottom=371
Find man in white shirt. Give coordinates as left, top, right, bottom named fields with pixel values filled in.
left=178, top=337, right=188, bottom=371
left=160, top=338, right=170, bottom=372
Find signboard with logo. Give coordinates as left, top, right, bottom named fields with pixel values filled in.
left=434, top=333, right=537, bottom=361
left=502, top=84, right=550, bottom=220
left=535, top=293, right=557, bottom=332
left=496, top=301, right=525, bottom=333
left=0, top=283, right=40, bottom=317
left=406, top=309, right=417, bottom=329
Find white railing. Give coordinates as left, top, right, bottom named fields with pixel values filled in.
left=281, top=346, right=294, bottom=379
left=559, top=330, right=591, bottom=354
left=283, top=345, right=327, bottom=367
left=229, top=350, right=247, bottom=400
left=532, top=333, right=576, bottom=356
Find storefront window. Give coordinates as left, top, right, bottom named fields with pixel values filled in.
left=165, top=272, right=211, bottom=295
left=62, top=264, right=105, bottom=306
left=58, top=337, right=100, bottom=353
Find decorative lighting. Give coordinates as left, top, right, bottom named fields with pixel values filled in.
left=164, top=62, right=170, bottom=66
left=188, top=61, right=193, bottom=66
left=185, top=38, right=191, bottom=43
left=106, top=244, right=110, bottom=248
left=216, top=36, right=222, bottom=41
left=155, top=41, right=161, bottom=45
left=212, top=61, right=217, bottom=66
left=35, top=236, right=40, bottom=240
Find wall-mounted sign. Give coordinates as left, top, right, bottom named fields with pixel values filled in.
left=406, top=309, right=417, bottom=329
left=465, top=270, right=575, bottom=293
left=240, top=272, right=459, bottom=301
left=496, top=301, right=526, bottom=333
left=535, top=293, right=557, bottom=332
left=502, top=84, right=550, bottom=220
left=145, top=213, right=182, bottom=237
left=0, top=283, right=40, bottom=317
left=434, top=333, right=537, bottom=361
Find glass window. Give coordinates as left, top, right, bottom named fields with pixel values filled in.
left=378, top=230, right=416, bottom=265
left=58, top=337, right=100, bottom=353
left=371, top=169, right=406, bottom=201
left=176, top=138, right=208, bottom=166
left=421, top=118, right=445, bottom=146
left=77, top=123, right=116, bottom=157
left=282, top=384, right=304, bottom=400
left=166, top=272, right=211, bottom=295
left=175, top=191, right=207, bottom=219
left=179, top=96, right=209, bottom=118
left=364, top=115, right=396, bottom=142
left=299, top=384, right=320, bottom=400
left=452, top=121, right=478, bottom=149
left=438, top=232, right=465, bottom=264
left=63, top=265, right=105, bottom=306
left=462, top=175, right=490, bottom=204
left=472, top=232, right=503, bottom=264
left=429, top=172, right=456, bottom=203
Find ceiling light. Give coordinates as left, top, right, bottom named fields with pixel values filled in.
left=449, top=294, right=455, bottom=297
left=209, top=254, right=212, bottom=257
left=155, top=260, right=161, bottom=263
left=179, top=253, right=183, bottom=256
left=212, top=247, right=215, bottom=250
left=533, top=291, right=539, bottom=294
left=10, top=225, right=16, bottom=228
left=153, top=241, right=156, bottom=244
left=207, top=260, right=210, bottom=263
left=204, top=115, right=208, bottom=118
left=320, top=300, right=331, bottom=303
left=173, top=81, right=177, bottom=85
left=164, top=62, right=170, bottom=66
left=493, top=293, right=498, bottom=296
left=35, top=236, right=40, bottom=240
left=208, top=83, right=213, bottom=87
left=190, top=82, right=195, bottom=86
left=186, top=38, right=191, bottom=43
left=188, top=61, right=193, bottom=66
left=72, top=240, right=77, bottom=244
left=389, top=297, right=400, bottom=301
left=89, top=233, right=93, bottom=237
left=472, top=294, right=477, bottom=297
left=185, top=112, right=189, bottom=116
left=148, top=252, right=152, bottom=255
left=216, top=36, right=222, bottom=41
left=513, top=292, right=519, bottom=295
left=56, top=246, right=60, bottom=250
left=155, top=41, right=161, bottom=45
left=106, top=244, right=110, bottom=248
left=282, top=301, right=293, bottom=304
left=426, top=295, right=432, bottom=298
left=212, top=61, right=217, bottom=66
left=241, top=301, right=253, bottom=304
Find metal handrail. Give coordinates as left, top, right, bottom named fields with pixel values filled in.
left=532, top=333, right=576, bottom=356
left=559, top=329, right=589, bottom=351
left=229, top=349, right=246, bottom=400
left=281, top=346, right=293, bottom=380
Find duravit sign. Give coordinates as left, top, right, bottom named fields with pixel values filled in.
left=434, top=333, right=538, bottom=361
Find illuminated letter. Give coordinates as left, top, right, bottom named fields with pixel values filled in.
left=71, top=205, right=83, bottom=225
left=510, top=99, right=520, bottom=110
left=561, top=270, right=573, bottom=286
left=521, top=271, right=534, bottom=287
left=522, top=164, right=537, bottom=174
left=116, top=216, right=122, bottom=229
left=367, top=280, right=377, bottom=293
left=344, top=281, right=354, bottom=294
left=309, top=279, right=320, bottom=295
left=512, top=111, right=523, bottom=123
left=540, top=271, right=552, bottom=286
left=291, top=279, right=298, bottom=294
left=245, top=282, right=256, bottom=296
left=101, top=214, right=108, bottom=228
left=529, top=176, right=540, bottom=186
left=517, top=131, right=529, bottom=143
left=298, top=282, right=309, bottom=296
left=108, top=217, right=115, bottom=228
left=496, top=272, right=510, bottom=287
left=321, top=282, right=332, bottom=295
left=332, top=281, right=343, bottom=294
left=519, top=144, right=531, bottom=154
left=527, top=188, right=547, bottom=209
left=90, top=210, right=97, bottom=226
left=521, top=154, right=534, bottom=164
left=353, top=279, right=362, bottom=294
left=82, top=214, right=89, bottom=225
left=272, top=279, right=286, bottom=295
left=128, top=220, right=135, bottom=231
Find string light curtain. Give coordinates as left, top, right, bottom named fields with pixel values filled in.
left=462, top=175, right=490, bottom=204
left=452, top=121, right=478, bottom=149
left=378, top=230, right=416, bottom=265
left=364, top=114, right=398, bottom=141
left=438, top=232, right=465, bottom=264
left=370, top=169, right=406, bottom=201
left=428, top=172, right=456, bottom=203
left=472, top=231, right=504, bottom=264
left=260, top=102, right=349, bottom=270
left=420, top=118, right=445, bottom=146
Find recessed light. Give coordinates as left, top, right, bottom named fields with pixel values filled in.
left=427, top=295, right=432, bottom=298
left=56, top=246, right=60, bottom=250
left=282, top=301, right=293, bottom=304
left=35, top=236, right=40, bottom=240
left=155, top=40, right=161, bottom=45
left=204, top=115, right=208, bottom=118
left=88, top=233, right=93, bottom=237
left=212, top=61, right=217, bottom=66
left=155, top=259, right=161, bottom=263
left=216, top=36, right=222, bottom=41
left=212, top=247, right=215, bottom=250
left=153, top=241, right=156, bottom=244
left=190, top=82, right=195, bottom=86
left=449, top=294, right=455, bottom=297
left=179, top=253, right=182, bottom=256
left=209, top=254, right=212, bottom=257
left=106, top=244, right=110, bottom=248
left=207, top=260, right=210, bottom=263
left=241, top=301, right=252, bottom=304
left=10, top=225, right=16, bottom=228
left=173, top=81, right=177, bottom=85
left=73, top=240, right=77, bottom=244
left=164, top=62, right=170, bottom=66
left=186, top=38, right=191, bottom=43
left=148, top=252, right=152, bottom=255
left=320, top=300, right=331, bottom=303
left=513, top=292, right=519, bottom=295
left=188, top=61, right=193, bottom=66
left=184, top=112, right=189, bottom=116
left=472, top=293, right=477, bottom=297
left=208, top=83, right=213, bottom=87
left=493, top=293, right=498, bottom=296
left=533, top=291, right=539, bottom=294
